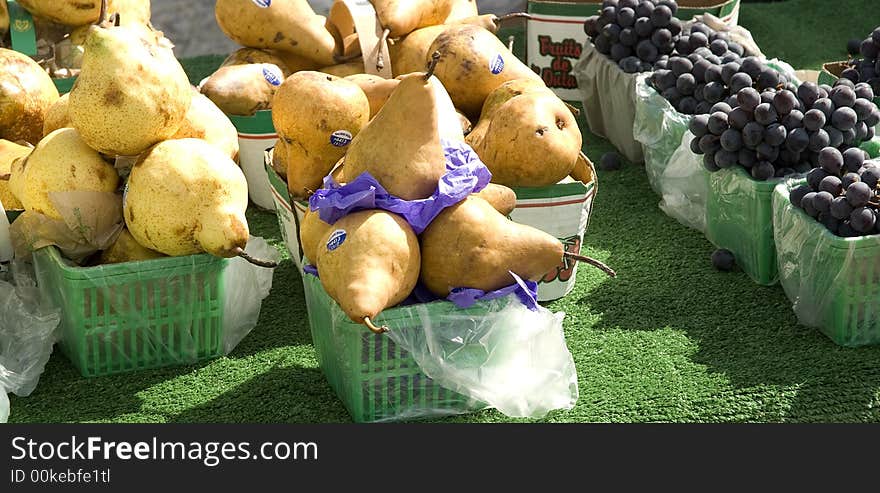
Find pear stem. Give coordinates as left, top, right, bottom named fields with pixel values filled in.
left=363, top=317, right=389, bottom=334
left=425, top=51, right=441, bottom=80
left=97, top=0, right=108, bottom=26
left=564, top=252, right=617, bottom=278
left=112, top=12, right=120, bottom=27
left=233, top=247, right=278, bottom=268
left=564, top=102, right=581, bottom=116
left=375, top=28, right=391, bottom=70
left=494, top=12, right=533, bottom=26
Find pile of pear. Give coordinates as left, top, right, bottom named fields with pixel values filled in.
left=1, top=11, right=268, bottom=268
left=291, top=58, right=611, bottom=334
left=5, top=0, right=154, bottom=80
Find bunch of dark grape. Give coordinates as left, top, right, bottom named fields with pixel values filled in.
left=583, top=0, right=682, bottom=74
left=839, top=26, right=880, bottom=93
left=789, top=148, right=880, bottom=236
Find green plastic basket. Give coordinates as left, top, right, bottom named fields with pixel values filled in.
left=773, top=182, right=880, bottom=347
left=33, top=246, right=228, bottom=377
left=53, top=77, right=76, bottom=95
left=706, top=167, right=781, bottom=286
left=302, top=273, right=486, bottom=423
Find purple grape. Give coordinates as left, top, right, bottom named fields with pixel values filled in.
left=790, top=184, right=811, bottom=208
left=764, top=123, right=787, bottom=147
left=754, top=103, right=778, bottom=126
left=737, top=87, right=761, bottom=110
left=818, top=147, right=844, bottom=174
left=831, top=196, right=854, bottom=220
left=751, top=161, right=776, bottom=180
left=851, top=207, right=877, bottom=233
left=846, top=181, right=873, bottom=207
left=819, top=175, right=844, bottom=195
left=803, top=109, right=827, bottom=131
left=832, top=107, right=858, bottom=131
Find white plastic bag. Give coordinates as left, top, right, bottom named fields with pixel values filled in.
left=0, top=259, right=62, bottom=423
left=222, top=236, right=280, bottom=353
left=385, top=300, right=578, bottom=419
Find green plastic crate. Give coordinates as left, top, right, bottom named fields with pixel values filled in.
left=33, top=246, right=228, bottom=377
left=773, top=182, right=880, bottom=347
left=706, top=167, right=781, bottom=285
left=302, top=273, right=486, bottom=423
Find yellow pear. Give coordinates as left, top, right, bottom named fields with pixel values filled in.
left=389, top=24, right=447, bottom=77
left=0, top=1, right=8, bottom=37
left=214, top=0, right=337, bottom=66
left=0, top=48, right=60, bottom=145
left=173, top=91, right=240, bottom=162
left=319, top=61, right=364, bottom=77
left=69, top=25, right=192, bottom=156
left=469, top=92, right=581, bottom=187
left=445, top=0, right=478, bottom=22
left=271, top=143, right=288, bottom=180
left=221, top=48, right=293, bottom=77
left=270, top=49, right=323, bottom=73
left=570, top=152, right=594, bottom=184
left=200, top=63, right=284, bottom=116
left=372, top=0, right=454, bottom=38
left=43, top=93, right=71, bottom=137
left=17, top=0, right=102, bottom=26
left=473, top=183, right=516, bottom=216
left=107, top=0, right=151, bottom=27
left=343, top=61, right=464, bottom=200
left=0, top=140, right=31, bottom=210
left=466, top=78, right=551, bottom=147
left=344, top=74, right=400, bottom=118
left=299, top=208, right=332, bottom=264
left=99, top=228, right=165, bottom=264
left=428, top=25, right=543, bottom=118
left=272, top=71, right=370, bottom=199
left=9, top=128, right=118, bottom=220
left=124, top=139, right=249, bottom=258
left=419, top=196, right=564, bottom=296
left=315, top=210, right=420, bottom=331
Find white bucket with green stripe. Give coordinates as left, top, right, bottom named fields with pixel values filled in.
left=511, top=180, right=596, bottom=301
left=230, top=110, right=278, bottom=211
left=526, top=0, right=740, bottom=103
left=265, top=149, right=307, bottom=271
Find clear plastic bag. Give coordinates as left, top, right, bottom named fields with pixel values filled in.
left=574, top=42, right=645, bottom=164
left=0, top=259, right=63, bottom=423
left=222, top=237, right=281, bottom=353
left=385, top=300, right=577, bottom=419
left=633, top=75, right=709, bottom=233
left=773, top=180, right=880, bottom=347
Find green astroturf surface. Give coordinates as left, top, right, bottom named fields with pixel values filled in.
left=9, top=0, right=880, bottom=423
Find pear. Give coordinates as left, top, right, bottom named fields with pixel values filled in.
left=271, top=144, right=288, bottom=181
left=0, top=140, right=32, bottom=211
left=468, top=92, right=581, bottom=187
left=319, top=61, right=364, bottom=77
left=466, top=78, right=551, bottom=146
left=173, top=91, right=240, bottom=162
left=99, top=228, right=164, bottom=265
left=17, top=0, right=102, bottom=26
left=315, top=209, right=420, bottom=332
left=299, top=208, right=332, bottom=265
left=428, top=25, right=543, bottom=118
left=43, top=93, right=71, bottom=137
left=570, top=152, right=594, bottom=184
left=201, top=63, right=284, bottom=117
left=8, top=128, right=118, bottom=221
left=221, top=48, right=293, bottom=77
left=0, top=48, right=60, bottom=145
left=0, top=1, right=8, bottom=37
left=473, top=183, right=516, bottom=216
left=389, top=25, right=447, bottom=77
left=107, top=0, right=151, bottom=27
left=445, top=0, right=478, bottom=23
left=344, top=59, right=464, bottom=200
left=271, top=49, right=323, bottom=74
left=272, top=71, right=369, bottom=199
left=344, top=74, right=400, bottom=118
left=124, top=139, right=250, bottom=259
left=372, top=0, right=454, bottom=38
left=214, top=0, right=336, bottom=67
left=69, top=25, right=192, bottom=156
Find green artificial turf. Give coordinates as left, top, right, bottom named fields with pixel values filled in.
left=9, top=0, right=880, bottom=423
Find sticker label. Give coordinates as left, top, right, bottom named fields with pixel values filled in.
left=252, top=0, right=271, bottom=7
left=263, top=65, right=283, bottom=86
left=330, top=130, right=353, bottom=147
left=326, top=229, right=347, bottom=251
left=490, top=54, right=505, bottom=75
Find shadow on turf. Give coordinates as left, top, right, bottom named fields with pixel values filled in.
left=170, top=364, right=353, bottom=423
left=575, top=166, right=880, bottom=422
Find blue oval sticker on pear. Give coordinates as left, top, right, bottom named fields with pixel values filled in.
left=252, top=0, right=271, bottom=7
left=490, top=54, right=505, bottom=75
left=262, top=65, right=282, bottom=86
left=330, top=130, right=353, bottom=147
left=326, top=230, right=347, bottom=251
